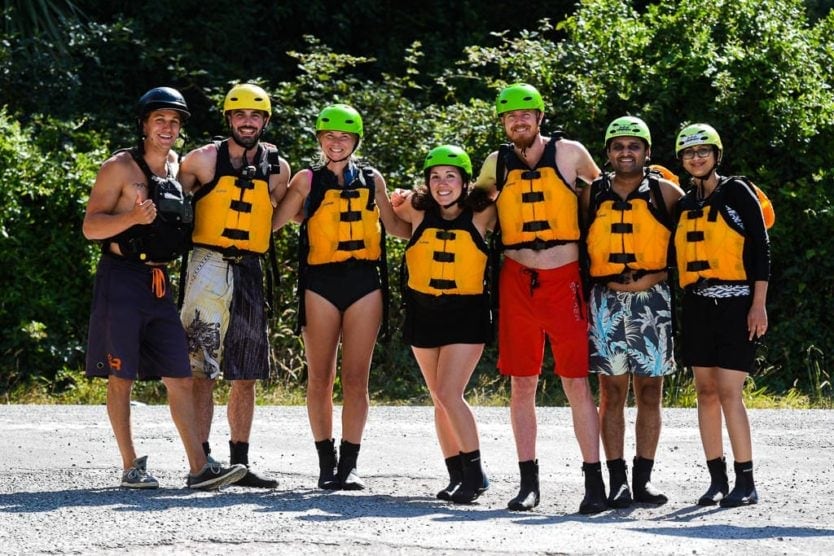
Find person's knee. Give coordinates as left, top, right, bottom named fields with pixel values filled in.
left=232, top=379, right=256, bottom=393
left=716, top=386, right=744, bottom=407
left=511, top=375, right=539, bottom=398
left=163, top=376, right=193, bottom=393
left=600, top=377, right=628, bottom=410
left=107, top=376, right=134, bottom=397
left=434, top=383, right=464, bottom=411
left=635, top=379, right=663, bottom=408
left=562, top=376, right=592, bottom=401
left=339, top=370, right=369, bottom=400
left=696, top=382, right=720, bottom=406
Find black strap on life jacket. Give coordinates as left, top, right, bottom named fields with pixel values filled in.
left=294, top=165, right=388, bottom=338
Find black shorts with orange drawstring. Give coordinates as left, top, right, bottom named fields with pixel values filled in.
left=86, top=253, right=191, bottom=381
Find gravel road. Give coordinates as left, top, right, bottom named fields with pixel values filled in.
left=1, top=405, right=833, bottom=554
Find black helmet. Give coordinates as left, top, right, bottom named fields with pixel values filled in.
left=137, top=87, right=191, bottom=121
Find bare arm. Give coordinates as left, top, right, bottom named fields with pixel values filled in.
left=472, top=203, right=497, bottom=237
left=273, top=169, right=311, bottom=231
left=82, top=154, right=155, bottom=240
left=557, top=139, right=601, bottom=189
left=177, top=145, right=217, bottom=194
left=373, top=170, right=412, bottom=240
left=269, top=157, right=291, bottom=207
left=578, top=175, right=594, bottom=230
left=658, top=178, right=685, bottom=215
left=471, top=151, right=500, bottom=199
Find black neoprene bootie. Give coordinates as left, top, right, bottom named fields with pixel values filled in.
left=606, top=458, right=632, bottom=508
left=632, top=456, right=668, bottom=505
left=698, top=457, right=730, bottom=506
left=315, top=438, right=340, bottom=490
left=579, top=462, right=608, bottom=514
left=437, top=455, right=464, bottom=501
left=451, top=450, right=489, bottom=504
left=230, top=441, right=278, bottom=488
left=720, top=460, right=758, bottom=507
left=507, top=460, right=540, bottom=511
left=337, top=440, right=366, bottom=490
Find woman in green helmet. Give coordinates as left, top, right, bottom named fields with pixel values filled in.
left=274, top=103, right=409, bottom=491
left=673, top=123, right=770, bottom=508
left=391, top=145, right=496, bottom=504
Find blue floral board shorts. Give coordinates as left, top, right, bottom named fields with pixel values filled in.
left=588, top=281, right=676, bottom=377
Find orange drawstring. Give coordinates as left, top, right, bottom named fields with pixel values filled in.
left=151, top=267, right=166, bottom=299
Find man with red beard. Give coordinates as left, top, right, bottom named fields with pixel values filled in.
left=471, top=83, right=606, bottom=513
left=179, top=83, right=290, bottom=488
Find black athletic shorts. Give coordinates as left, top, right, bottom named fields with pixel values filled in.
left=403, top=289, right=492, bottom=348
left=681, top=291, right=760, bottom=373
left=86, top=254, right=191, bottom=381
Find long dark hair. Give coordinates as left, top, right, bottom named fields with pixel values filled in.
left=411, top=166, right=470, bottom=212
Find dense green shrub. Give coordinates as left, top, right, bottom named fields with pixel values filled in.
left=0, top=110, right=108, bottom=390
left=0, top=0, right=832, bottom=401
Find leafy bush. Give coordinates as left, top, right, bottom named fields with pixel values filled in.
left=1, top=0, right=832, bottom=402
left=0, top=110, right=108, bottom=390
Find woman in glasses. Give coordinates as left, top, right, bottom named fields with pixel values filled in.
left=673, top=123, right=770, bottom=508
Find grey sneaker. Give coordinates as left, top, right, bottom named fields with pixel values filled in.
left=121, top=455, right=159, bottom=489
left=187, top=462, right=247, bottom=490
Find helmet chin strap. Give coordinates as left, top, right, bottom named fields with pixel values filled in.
left=325, top=154, right=352, bottom=164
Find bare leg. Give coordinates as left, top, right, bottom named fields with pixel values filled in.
left=163, top=376, right=207, bottom=474
left=598, top=374, right=629, bottom=461
left=694, top=366, right=724, bottom=459
left=192, top=376, right=215, bottom=444
left=716, top=369, right=752, bottom=462
left=633, top=375, right=664, bottom=460
left=107, top=376, right=136, bottom=470
left=339, top=290, right=382, bottom=443
left=562, top=376, right=601, bottom=463
left=414, top=344, right=484, bottom=455
left=413, top=347, right=459, bottom=458
left=510, top=375, right=539, bottom=461
left=228, top=379, right=256, bottom=443
left=433, top=344, right=484, bottom=453
left=302, top=290, right=341, bottom=442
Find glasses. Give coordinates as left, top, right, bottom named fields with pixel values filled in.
left=681, top=147, right=714, bottom=160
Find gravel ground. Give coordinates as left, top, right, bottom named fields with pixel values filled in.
left=1, top=404, right=833, bottom=554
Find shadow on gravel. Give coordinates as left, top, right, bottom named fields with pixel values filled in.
left=0, top=487, right=286, bottom=513
left=4, top=487, right=833, bottom=544
left=630, top=524, right=834, bottom=540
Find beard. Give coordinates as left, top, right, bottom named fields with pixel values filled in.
left=512, top=134, right=537, bottom=152
left=231, top=127, right=260, bottom=149
left=508, top=125, right=538, bottom=152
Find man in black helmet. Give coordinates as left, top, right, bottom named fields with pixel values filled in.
left=178, top=83, right=290, bottom=488
left=83, top=86, right=247, bottom=490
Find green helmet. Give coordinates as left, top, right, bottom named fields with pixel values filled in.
left=423, top=145, right=472, bottom=178
left=605, top=116, right=651, bottom=147
left=675, top=123, right=723, bottom=157
left=316, top=104, right=364, bottom=138
left=496, top=83, right=545, bottom=116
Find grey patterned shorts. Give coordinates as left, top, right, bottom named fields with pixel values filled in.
left=588, top=282, right=676, bottom=377
left=180, top=247, right=270, bottom=381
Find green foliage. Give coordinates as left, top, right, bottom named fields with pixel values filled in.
left=0, top=109, right=107, bottom=391
left=1, top=0, right=833, bottom=403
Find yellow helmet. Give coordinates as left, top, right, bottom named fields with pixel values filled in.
left=223, top=84, right=271, bottom=115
